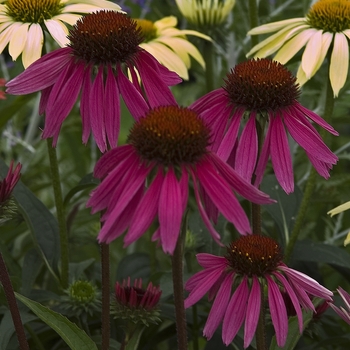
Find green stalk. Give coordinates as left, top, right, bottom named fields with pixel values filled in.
left=255, top=282, right=267, bottom=350
left=0, top=253, right=29, bottom=350
left=248, top=0, right=259, bottom=47
left=100, top=242, right=110, bottom=350
left=284, top=66, right=335, bottom=263
left=171, top=225, right=188, bottom=350
left=46, top=138, right=69, bottom=289
left=204, top=40, right=215, bottom=93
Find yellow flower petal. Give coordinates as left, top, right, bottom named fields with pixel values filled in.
left=0, top=22, right=20, bottom=53
left=274, top=28, right=316, bottom=64
left=344, top=232, right=350, bottom=247
left=330, top=32, right=349, bottom=97
left=8, top=22, right=29, bottom=60
left=247, top=18, right=305, bottom=35
left=22, top=24, right=43, bottom=68
left=154, top=16, right=178, bottom=30
left=54, top=13, right=81, bottom=26
left=301, top=30, right=323, bottom=78
left=45, top=19, right=69, bottom=47
left=327, top=201, right=350, bottom=217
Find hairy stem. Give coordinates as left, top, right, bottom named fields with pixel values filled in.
left=101, top=243, right=110, bottom=349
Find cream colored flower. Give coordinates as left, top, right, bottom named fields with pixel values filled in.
left=247, top=0, right=350, bottom=97
left=328, top=201, right=350, bottom=246
left=0, top=0, right=122, bottom=68
left=175, top=0, right=235, bottom=26
left=135, top=16, right=211, bottom=80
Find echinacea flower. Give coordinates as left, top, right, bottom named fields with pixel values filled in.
left=87, top=105, right=273, bottom=254
left=0, top=0, right=122, bottom=68
left=190, top=58, right=338, bottom=194
left=328, top=201, right=350, bottom=246
left=175, top=0, right=236, bottom=27
left=0, top=160, right=21, bottom=205
left=329, top=287, right=350, bottom=324
left=135, top=16, right=211, bottom=80
left=247, top=0, right=350, bottom=97
left=6, top=11, right=181, bottom=152
left=184, top=235, right=333, bottom=348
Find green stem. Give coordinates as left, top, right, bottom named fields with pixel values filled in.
left=248, top=0, right=259, bottom=47
left=0, top=253, right=29, bottom=350
left=284, top=69, right=335, bottom=263
left=256, top=282, right=267, bottom=350
left=100, top=242, right=110, bottom=350
left=46, top=138, right=69, bottom=289
left=204, top=40, right=215, bottom=93
left=171, top=227, right=188, bottom=350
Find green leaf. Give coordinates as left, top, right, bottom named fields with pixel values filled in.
left=261, top=175, right=303, bottom=246
left=63, top=173, right=99, bottom=207
left=15, top=293, right=98, bottom=350
left=0, top=159, right=60, bottom=279
left=291, top=240, right=350, bottom=269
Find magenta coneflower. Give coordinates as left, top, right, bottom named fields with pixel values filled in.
left=87, top=105, right=273, bottom=254
left=329, top=287, right=350, bottom=325
left=190, top=58, right=338, bottom=194
left=6, top=11, right=181, bottom=152
left=0, top=161, right=21, bottom=205
left=184, top=235, right=333, bottom=348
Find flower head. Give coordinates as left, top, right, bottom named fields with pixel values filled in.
left=112, top=277, right=162, bottom=326
left=87, top=105, right=272, bottom=254
left=6, top=11, right=181, bottom=152
left=0, top=160, right=21, bottom=223
left=135, top=16, right=211, bottom=80
left=61, top=280, right=101, bottom=317
left=175, top=0, right=236, bottom=27
left=247, top=0, right=350, bottom=97
left=329, top=287, right=350, bottom=324
left=190, top=58, right=338, bottom=194
left=0, top=0, right=122, bottom=68
left=185, top=235, right=333, bottom=348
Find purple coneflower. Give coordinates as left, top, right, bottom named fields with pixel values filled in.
left=0, top=161, right=21, bottom=205
left=184, top=235, right=333, bottom=348
left=6, top=11, right=181, bottom=152
left=190, top=58, right=338, bottom=194
left=87, top=105, right=272, bottom=254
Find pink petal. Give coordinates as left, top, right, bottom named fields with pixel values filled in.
left=184, top=267, right=226, bottom=308
left=234, top=113, right=258, bottom=182
left=244, top=275, right=261, bottom=348
left=196, top=254, right=227, bottom=269
left=190, top=89, right=224, bottom=113
left=6, top=47, right=72, bottom=94
left=105, top=65, right=120, bottom=149
left=124, top=169, right=163, bottom=245
left=43, top=61, right=84, bottom=145
left=269, top=113, right=294, bottom=194
left=80, top=65, right=93, bottom=144
left=203, top=273, right=233, bottom=339
left=266, top=275, right=288, bottom=347
left=117, top=65, right=149, bottom=120
left=222, top=276, right=249, bottom=345
left=179, top=167, right=189, bottom=212
left=158, top=167, right=184, bottom=254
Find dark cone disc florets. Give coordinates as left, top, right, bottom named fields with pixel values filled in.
left=68, top=11, right=144, bottom=65
left=128, top=106, right=210, bottom=166
left=226, top=235, right=283, bottom=277
left=223, top=58, right=300, bottom=111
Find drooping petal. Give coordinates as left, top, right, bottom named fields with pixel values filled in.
left=244, top=276, right=261, bottom=348
left=8, top=23, right=29, bottom=60
left=269, top=113, right=294, bottom=194
left=203, top=273, right=233, bottom=340
left=158, top=167, right=184, bottom=254
left=125, top=169, right=164, bottom=245
left=222, top=276, right=249, bottom=346
left=6, top=47, right=73, bottom=94
left=247, top=18, right=306, bottom=35
left=196, top=254, right=227, bottom=269
left=301, top=30, right=323, bottom=78
left=330, top=32, right=349, bottom=97
left=45, top=19, right=69, bottom=47
left=22, top=23, right=44, bottom=68
left=266, top=275, right=288, bottom=347
left=80, top=65, right=93, bottom=144
left=234, top=113, right=258, bottom=182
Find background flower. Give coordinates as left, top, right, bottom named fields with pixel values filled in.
left=329, top=287, right=350, bottom=324
left=328, top=201, right=350, bottom=246
left=247, top=0, right=350, bottom=97
left=135, top=16, right=211, bottom=80
left=185, top=235, right=333, bottom=348
left=0, top=0, right=122, bottom=68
